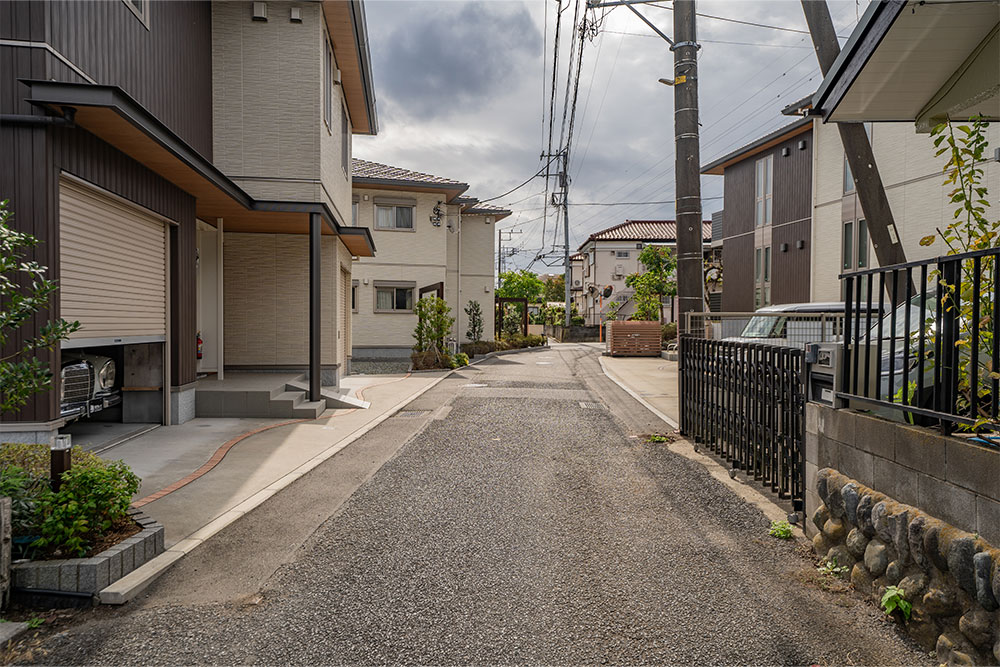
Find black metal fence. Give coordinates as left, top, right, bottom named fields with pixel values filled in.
left=841, top=247, right=999, bottom=433
left=679, top=337, right=805, bottom=510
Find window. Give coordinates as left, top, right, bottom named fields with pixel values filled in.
left=352, top=200, right=358, bottom=227
left=351, top=283, right=358, bottom=312
left=324, top=38, right=334, bottom=130
left=341, top=103, right=350, bottom=175
left=754, top=154, right=773, bottom=227
left=754, top=245, right=771, bottom=308
left=616, top=250, right=630, bottom=259
left=843, top=123, right=873, bottom=194
left=374, top=284, right=414, bottom=312
left=122, top=0, right=149, bottom=26
left=842, top=219, right=870, bottom=299
left=375, top=204, right=414, bottom=230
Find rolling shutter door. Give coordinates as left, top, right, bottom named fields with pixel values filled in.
left=59, top=178, right=167, bottom=342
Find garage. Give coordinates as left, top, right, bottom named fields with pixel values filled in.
left=58, top=176, right=171, bottom=432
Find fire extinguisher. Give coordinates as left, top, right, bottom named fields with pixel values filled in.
left=197, top=332, right=203, bottom=360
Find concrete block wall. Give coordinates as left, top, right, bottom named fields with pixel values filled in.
left=805, top=404, right=1000, bottom=546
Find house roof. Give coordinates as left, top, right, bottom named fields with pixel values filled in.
left=701, top=117, right=812, bottom=175
left=570, top=252, right=585, bottom=262
left=322, top=1, right=378, bottom=135
left=811, top=0, right=999, bottom=130
left=578, top=219, right=712, bottom=250
left=351, top=158, right=469, bottom=202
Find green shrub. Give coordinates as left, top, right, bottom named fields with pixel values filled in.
left=0, top=443, right=141, bottom=558
left=461, top=340, right=496, bottom=357
left=454, top=353, right=469, bottom=367
left=411, top=349, right=452, bottom=370
left=500, top=334, right=547, bottom=350
left=662, top=322, right=677, bottom=342
left=0, top=442, right=103, bottom=477
left=34, top=461, right=140, bottom=557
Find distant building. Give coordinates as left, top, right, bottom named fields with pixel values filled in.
left=574, top=220, right=712, bottom=325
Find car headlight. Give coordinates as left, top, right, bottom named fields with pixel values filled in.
left=98, top=360, right=116, bottom=390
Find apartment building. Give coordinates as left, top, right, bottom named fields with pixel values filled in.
left=701, top=118, right=813, bottom=312
left=1, top=0, right=377, bottom=442
left=350, top=159, right=509, bottom=361
left=574, top=220, right=712, bottom=325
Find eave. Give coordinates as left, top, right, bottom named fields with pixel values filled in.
left=323, top=0, right=378, bottom=135
left=23, top=80, right=376, bottom=256
left=701, top=117, right=812, bottom=175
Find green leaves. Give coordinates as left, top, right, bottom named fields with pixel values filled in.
left=881, top=585, right=912, bottom=621
left=496, top=270, right=544, bottom=302
left=463, top=300, right=484, bottom=342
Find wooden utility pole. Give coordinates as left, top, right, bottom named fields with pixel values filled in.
left=673, top=0, right=704, bottom=332
left=801, top=0, right=910, bottom=300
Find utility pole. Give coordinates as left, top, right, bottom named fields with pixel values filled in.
left=673, top=0, right=704, bottom=334
left=561, top=153, right=572, bottom=326
left=497, top=229, right=521, bottom=281
left=800, top=0, right=910, bottom=301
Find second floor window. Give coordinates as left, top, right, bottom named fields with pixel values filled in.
left=352, top=200, right=358, bottom=227
left=342, top=104, right=350, bottom=175
left=754, top=245, right=771, bottom=309
left=375, top=204, right=414, bottom=230
left=615, top=250, right=630, bottom=259
left=324, top=39, right=334, bottom=130
left=755, top=154, right=773, bottom=227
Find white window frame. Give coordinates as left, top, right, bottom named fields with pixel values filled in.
left=754, top=154, right=773, bottom=227
left=374, top=204, right=415, bottom=231
left=615, top=250, right=630, bottom=259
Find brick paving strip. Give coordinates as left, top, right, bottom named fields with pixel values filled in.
left=132, top=374, right=412, bottom=507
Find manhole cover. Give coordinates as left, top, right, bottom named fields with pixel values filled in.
left=394, top=410, right=430, bottom=418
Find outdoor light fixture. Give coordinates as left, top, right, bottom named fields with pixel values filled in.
left=658, top=78, right=675, bottom=87
left=51, top=434, right=72, bottom=491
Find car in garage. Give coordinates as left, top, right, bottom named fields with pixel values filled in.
left=60, top=352, right=121, bottom=420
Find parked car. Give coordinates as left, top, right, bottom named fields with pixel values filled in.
left=60, top=352, right=121, bottom=419
left=724, top=302, right=872, bottom=348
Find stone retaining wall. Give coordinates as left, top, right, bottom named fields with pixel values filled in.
left=12, top=509, right=164, bottom=599
left=812, top=467, right=1000, bottom=664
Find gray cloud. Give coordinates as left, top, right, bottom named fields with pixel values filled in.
left=370, top=2, right=542, bottom=121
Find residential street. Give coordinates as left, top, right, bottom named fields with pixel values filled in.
left=24, top=346, right=929, bottom=665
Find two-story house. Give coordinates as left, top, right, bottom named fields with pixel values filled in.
left=1, top=0, right=377, bottom=444
left=575, top=220, right=711, bottom=325
left=701, top=117, right=814, bottom=312
left=350, top=159, right=508, bottom=363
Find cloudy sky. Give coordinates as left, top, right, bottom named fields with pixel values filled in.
left=354, top=0, right=864, bottom=272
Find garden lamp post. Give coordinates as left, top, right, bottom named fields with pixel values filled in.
left=50, top=434, right=72, bottom=492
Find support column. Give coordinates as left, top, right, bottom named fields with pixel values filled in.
left=309, top=213, right=321, bottom=402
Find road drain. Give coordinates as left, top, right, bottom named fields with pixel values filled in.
left=579, top=402, right=605, bottom=410
left=394, top=410, right=430, bottom=418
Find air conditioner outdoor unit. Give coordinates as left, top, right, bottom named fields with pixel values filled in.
left=574, top=280, right=581, bottom=286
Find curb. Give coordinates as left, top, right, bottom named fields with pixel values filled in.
left=99, top=372, right=453, bottom=605
left=406, top=343, right=552, bottom=373
left=597, top=356, right=680, bottom=430
left=596, top=355, right=802, bottom=536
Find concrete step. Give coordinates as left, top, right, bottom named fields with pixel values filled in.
left=267, top=391, right=323, bottom=419
left=285, top=381, right=370, bottom=410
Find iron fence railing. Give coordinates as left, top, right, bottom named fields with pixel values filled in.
left=841, top=246, right=999, bottom=433
left=679, top=336, right=805, bottom=510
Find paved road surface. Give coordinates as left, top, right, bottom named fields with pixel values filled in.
left=26, top=345, right=930, bottom=665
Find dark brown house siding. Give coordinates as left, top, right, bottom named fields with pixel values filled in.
left=722, top=234, right=754, bottom=312
left=1, top=0, right=206, bottom=423
left=717, top=126, right=814, bottom=312
left=770, top=220, right=811, bottom=305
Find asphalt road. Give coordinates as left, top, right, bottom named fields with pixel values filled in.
left=24, top=345, right=931, bottom=665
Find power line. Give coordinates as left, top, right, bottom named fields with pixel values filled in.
left=644, top=3, right=850, bottom=38
left=600, top=30, right=813, bottom=48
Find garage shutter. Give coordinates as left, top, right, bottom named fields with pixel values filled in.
left=59, top=178, right=167, bottom=340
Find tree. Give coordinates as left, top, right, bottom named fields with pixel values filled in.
left=543, top=274, right=565, bottom=303
left=497, top=270, right=544, bottom=303
left=624, top=245, right=677, bottom=322
left=464, top=300, right=484, bottom=342
left=1, top=200, right=80, bottom=414
left=413, top=296, right=454, bottom=356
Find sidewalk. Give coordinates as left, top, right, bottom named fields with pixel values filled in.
left=103, top=372, right=448, bottom=550
left=597, top=353, right=680, bottom=428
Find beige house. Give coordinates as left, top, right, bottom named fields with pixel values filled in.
left=575, top=220, right=712, bottom=325
left=350, top=159, right=509, bottom=362
left=196, top=1, right=378, bottom=398
left=802, top=116, right=1000, bottom=303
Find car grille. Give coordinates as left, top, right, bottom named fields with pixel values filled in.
left=62, top=362, right=92, bottom=404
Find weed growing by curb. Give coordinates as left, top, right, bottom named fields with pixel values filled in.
left=768, top=520, right=793, bottom=539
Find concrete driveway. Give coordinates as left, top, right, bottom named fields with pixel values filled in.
left=23, top=345, right=930, bottom=665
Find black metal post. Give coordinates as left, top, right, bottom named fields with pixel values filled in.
left=309, top=212, right=322, bottom=403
